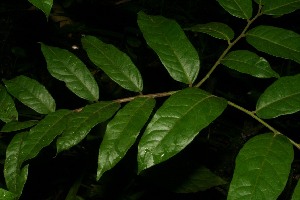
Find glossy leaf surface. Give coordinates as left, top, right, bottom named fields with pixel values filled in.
left=97, top=98, right=155, bottom=180
left=217, top=0, right=252, bottom=19
left=261, top=0, right=300, bottom=15
left=28, top=0, right=53, bottom=17
left=20, top=109, right=72, bottom=162
left=4, top=132, right=29, bottom=197
left=246, top=26, right=300, bottom=64
left=185, top=22, right=234, bottom=41
left=82, top=36, right=143, bottom=92
left=0, top=85, right=18, bottom=123
left=57, top=102, right=120, bottom=153
left=292, top=179, right=300, bottom=200
left=41, top=44, right=99, bottom=101
left=137, top=12, right=200, bottom=85
left=227, top=133, right=293, bottom=200
left=256, top=74, right=300, bottom=119
left=138, top=88, right=227, bottom=172
left=1, top=121, right=38, bottom=133
left=4, top=75, right=55, bottom=114
left=0, top=189, right=17, bottom=200
left=221, top=50, right=279, bottom=78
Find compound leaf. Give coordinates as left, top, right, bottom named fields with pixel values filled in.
left=261, top=0, right=300, bottom=16
left=41, top=44, right=99, bottom=101
left=292, top=179, right=300, bottom=200
left=221, top=50, right=279, bottom=78
left=256, top=74, right=300, bottom=119
left=20, top=109, right=72, bottom=162
left=137, top=11, right=200, bottom=85
left=227, top=133, right=293, bottom=200
left=137, top=88, right=227, bottom=172
left=4, top=75, right=56, bottom=114
left=217, top=0, right=252, bottom=19
left=0, top=188, right=17, bottom=200
left=28, top=0, right=53, bottom=18
left=1, top=121, right=38, bottom=133
left=82, top=36, right=143, bottom=92
left=4, top=132, right=29, bottom=197
left=97, top=97, right=155, bottom=180
left=57, top=102, right=120, bottom=153
left=0, top=85, right=18, bottom=123
left=185, top=22, right=234, bottom=41
left=246, top=26, right=300, bottom=64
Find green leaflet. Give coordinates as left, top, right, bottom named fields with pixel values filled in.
left=159, top=165, right=226, bottom=193
left=65, top=174, right=83, bottom=200
left=137, top=11, right=200, bottom=85
left=4, top=132, right=29, bottom=197
left=254, top=0, right=263, bottom=5
left=217, top=0, right=252, bottom=19
left=173, top=166, right=226, bottom=193
left=221, top=50, right=279, bottom=78
left=1, top=121, right=38, bottom=133
left=97, top=98, right=155, bottom=180
left=56, top=102, right=120, bottom=153
left=260, top=0, right=300, bottom=16
left=185, top=22, right=234, bottom=41
left=227, top=133, right=293, bottom=200
left=292, top=179, right=300, bottom=200
left=82, top=36, right=143, bottom=92
left=28, top=0, right=53, bottom=18
left=0, top=85, right=18, bottom=123
left=20, top=109, right=72, bottom=162
left=256, top=74, right=300, bottom=119
left=41, top=43, right=99, bottom=101
left=246, top=25, right=300, bottom=64
left=4, top=75, right=56, bottom=114
left=0, top=188, right=17, bottom=200
left=137, top=88, right=227, bottom=172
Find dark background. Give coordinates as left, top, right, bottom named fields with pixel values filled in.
left=1, top=0, right=300, bottom=199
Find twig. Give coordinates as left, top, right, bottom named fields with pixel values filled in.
left=195, top=5, right=263, bottom=88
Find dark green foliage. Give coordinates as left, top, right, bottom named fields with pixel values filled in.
left=1, top=0, right=300, bottom=199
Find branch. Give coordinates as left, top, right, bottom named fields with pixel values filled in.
left=113, top=90, right=178, bottom=103
left=227, top=101, right=300, bottom=150
left=194, top=5, right=263, bottom=88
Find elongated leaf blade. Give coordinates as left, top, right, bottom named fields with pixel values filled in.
left=4, top=75, right=55, bottom=114
left=137, top=12, right=200, bottom=85
left=292, top=179, right=300, bottom=200
left=175, top=166, right=226, bottom=193
left=82, top=36, right=143, bottom=92
left=41, top=44, right=99, bottom=101
left=137, top=88, right=227, bottom=172
left=0, top=85, right=18, bottom=122
left=261, top=0, right=300, bottom=15
left=65, top=175, right=83, bottom=200
left=221, top=50, right=279, bottom=78
left=97, top=98, right=155, bottom=180
left=20, top=109, right=72, bottom=162
left=246, top=26, right=300, bottom=64
left=185, top=22, right=234, bottom=41
left=4, top=132, right=29, bottom=197
left=57, top=102, right=120, bottom=153
left=217, top=0, right=252, bottom=19
left=227, top=133, right=293, bottom=200
left=1, top=121, right=38, bottom=133
left=28, top=0, right=53, bottom=17
left=256, top=74, right=300, bottom=119
left=0, top=188, right=17, bottom=200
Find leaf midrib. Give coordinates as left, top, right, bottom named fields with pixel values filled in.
left=47, top=47, right=97, bottom=99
